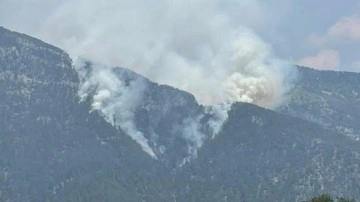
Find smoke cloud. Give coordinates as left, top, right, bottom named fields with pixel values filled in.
left=28, top=0, right=296, bottom=159
left=39, top=0, right=294, bottom=108
left=75, top=59, right=157, bottom=158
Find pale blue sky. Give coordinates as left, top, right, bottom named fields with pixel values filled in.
left=268, top=0, right=360, bottom=71
left=1, top=0, right=360, bottom=72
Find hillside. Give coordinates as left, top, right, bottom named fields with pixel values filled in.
left=1, top=26, right=360, bottom=201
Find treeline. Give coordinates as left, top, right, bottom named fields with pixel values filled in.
left=305, top=194, right=356, bottom=202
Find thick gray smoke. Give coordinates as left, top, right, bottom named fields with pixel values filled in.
left=75, top=59, right=157, bottom=158
left=40, top=0, right=294, bottom=108
left=36, top=0, right=295, bottom=159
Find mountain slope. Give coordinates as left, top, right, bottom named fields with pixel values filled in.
left=181, top=103, right=360, bottom=202
left=278, top=66, right=360, bottom=141
left=1, top=26, right=360, bottom=202
left=0, top=26, right=161, bottom=202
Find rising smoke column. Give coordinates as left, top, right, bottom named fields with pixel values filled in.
left=37, top=0, right=296, bottom=159
left=39, top=0, right=294, bottom=108
left=75, top=59, right=157, bottom=158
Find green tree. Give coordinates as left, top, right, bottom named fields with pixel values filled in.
left=337, top=197, right=356, bottom=202
left=305, top=194, right=357, bottom=202
left=308, top=194, right=334, bottom=202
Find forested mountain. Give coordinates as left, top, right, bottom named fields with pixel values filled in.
left=278, top=66, right=360, bottom=142
left=1, top=26, right=359, bottom=202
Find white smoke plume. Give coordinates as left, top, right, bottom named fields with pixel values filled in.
left=39, top=0, right=294, bottom=108
left=74, top=59, right=157, bottom=158
left=32, top=0, right=295, bottom=159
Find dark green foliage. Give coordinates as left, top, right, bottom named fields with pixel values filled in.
left=308, top=194, right=334, bottom=202
left=305, top=194, right=357, bottom=202
left=337, top=197, right=356, bottom=202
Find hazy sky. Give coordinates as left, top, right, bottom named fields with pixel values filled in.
left=1, top=0, right=360, bottom=72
